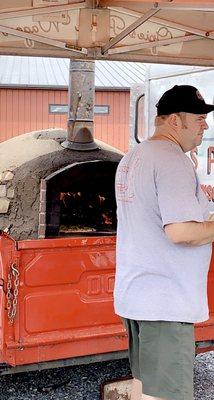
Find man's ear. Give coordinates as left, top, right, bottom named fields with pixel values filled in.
left=167, top=113, right=181, bottom=129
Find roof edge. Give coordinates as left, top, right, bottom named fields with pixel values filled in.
left=0, top=84, right=130, bottom=91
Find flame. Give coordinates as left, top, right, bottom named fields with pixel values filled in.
left=102, top=213, right=112, bottom=225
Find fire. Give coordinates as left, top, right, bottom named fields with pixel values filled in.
left=98, top=195, right=105, bottom=204
left=102, top=213, right=112, bottom=225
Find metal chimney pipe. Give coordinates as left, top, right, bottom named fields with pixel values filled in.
left=62, top=60, right=98, bottom=151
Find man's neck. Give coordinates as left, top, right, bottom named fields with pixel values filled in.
left=149, top=129, right=183, bottom=150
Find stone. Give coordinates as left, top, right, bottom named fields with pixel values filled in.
left=0, top=185, right=6, bottom=197
left=39, top=213, right=45, bottom=225
left=38, top=225, right=45, bottom=239
left=7, top=188, right=15, bottom=198
left=3, top=171, right=14, bottom=181
left=0, top=198, right=10, bottom=213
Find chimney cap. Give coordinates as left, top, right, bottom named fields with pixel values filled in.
left=61, top=127, right=99, bottom=151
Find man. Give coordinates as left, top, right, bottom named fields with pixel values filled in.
left=114, top=85, right=214, bottom=400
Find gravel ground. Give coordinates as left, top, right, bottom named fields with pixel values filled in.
left=0, top=352, right=213, bottom=399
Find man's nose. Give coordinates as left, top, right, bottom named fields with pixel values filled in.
left=204, top=120, right=209, bottom=130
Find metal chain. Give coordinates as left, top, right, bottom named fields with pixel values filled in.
left=6, top=263, right=20, bottom=325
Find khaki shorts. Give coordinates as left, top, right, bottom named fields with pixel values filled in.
left=122, top=319, right=195, bottom=400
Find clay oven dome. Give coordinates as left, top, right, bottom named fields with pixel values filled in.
left=0, top=129, right=123, bottom=240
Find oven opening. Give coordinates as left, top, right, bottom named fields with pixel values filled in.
left=45, top=160, right=118, bottom=237
left=59, top=189, right=116, bottom=235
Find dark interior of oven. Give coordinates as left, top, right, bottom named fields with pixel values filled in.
left=45, top=160, right=118, bottom=237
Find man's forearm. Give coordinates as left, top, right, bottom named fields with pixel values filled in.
left=165, top=221, right=214, bottom=246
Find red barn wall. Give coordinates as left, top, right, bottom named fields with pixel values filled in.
left=0, top=88, right=130, bottom=153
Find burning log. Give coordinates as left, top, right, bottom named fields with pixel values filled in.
left=59, top=190, right=116, bottom=235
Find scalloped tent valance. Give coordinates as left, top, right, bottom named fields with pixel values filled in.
left=0, top=1, right=214, bottom=66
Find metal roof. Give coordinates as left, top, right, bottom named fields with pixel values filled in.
left=147, top=64, right=211, bottom=79
left=0, top=56, right=147, bottom=90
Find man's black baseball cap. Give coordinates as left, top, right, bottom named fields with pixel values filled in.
left=156, top=85, right=214, bottom=116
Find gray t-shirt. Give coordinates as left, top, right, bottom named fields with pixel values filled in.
left=114, top=140, right=212, bottom=323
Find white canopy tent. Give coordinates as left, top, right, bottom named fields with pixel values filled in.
left=0, top=1, right=213, bottom=66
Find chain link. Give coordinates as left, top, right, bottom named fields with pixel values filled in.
left=6, top=263, right=19, bottom=325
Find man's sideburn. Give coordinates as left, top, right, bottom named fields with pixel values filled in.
left=155, top=113, right=187, bottom=129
